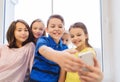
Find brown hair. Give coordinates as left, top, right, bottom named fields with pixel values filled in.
left=30, top=19, right=46, bottom=36
left=7, top=19, right=34, bottom=48
left=47, top=14, right=65, bottom=27
left=69, top=22, right=92, bottom=47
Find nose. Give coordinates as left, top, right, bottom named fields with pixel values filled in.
left=21, top=30, right=27, bottom=35
left=54, top=26, right=59, bottom=30
left=36, top=29, right=41, bottom=33
left=73, top=36, right=78, bottom=41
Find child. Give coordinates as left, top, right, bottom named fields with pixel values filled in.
left=30, top=14, right=85, bottom=82
left=30, top=19, right=46, bottom=43
left=24, top=19, right=46, bottom=82
left=59, top=22, right=103, bottom=82
left=61, top=31, right=71, bottom=46
left=0, top=19, right=35, bottom=82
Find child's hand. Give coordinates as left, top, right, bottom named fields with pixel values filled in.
left=65, top=48, right=78, bottom=54
left=56, top=50, right=84, bottom=72
left=78, top=57, right=103, bottom=82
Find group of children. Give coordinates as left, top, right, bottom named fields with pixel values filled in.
left=0, top=14, right=103, bottom=82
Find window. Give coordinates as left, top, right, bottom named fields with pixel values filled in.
left=15, top=0, right=101, bottom=47
left=15, top=0, right=102, bottom=67
left=15, top=0, right=52, bottom=25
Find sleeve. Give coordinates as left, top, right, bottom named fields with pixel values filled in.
left=35, top=37, right=48, bottom=54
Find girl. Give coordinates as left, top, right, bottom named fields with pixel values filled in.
left=0, top=19, right=35, bottom=82
left=59, top=22, right=103, bottom=82
left=24, top=19, right=46, bottom=82
left=30, top=19, right=46, bottom=43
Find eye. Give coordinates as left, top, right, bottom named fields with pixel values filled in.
left=50, top=25, right=55, bottom=28
left=70, top=35, right=74, bottom=38
left=18, top=30, right=22, bottom=32
left=39, top=28, right=44, bottom=31
left=59, top=26, right=63, bottom=28
left=77, top=34, right=82, bottom=36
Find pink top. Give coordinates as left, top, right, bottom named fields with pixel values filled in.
left=0, top=42, right=35, bottom=82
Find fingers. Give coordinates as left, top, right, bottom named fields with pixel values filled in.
left=79, top=70, right=100, bottom=82
left=84, top=57, right=101, bottom=74
left=62, top=53, right=85, bottom=72
left=78, top=64, right=103, bottom=82
left=65, top=48, right=78, bottom=54
left=63, top=59, right=83, bottom=72
left=93, top=57, right=100, bottom=68
left=80, top=72, right=103, bottom=82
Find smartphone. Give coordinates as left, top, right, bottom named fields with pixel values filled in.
left=78, top=51, right=94, bottom=71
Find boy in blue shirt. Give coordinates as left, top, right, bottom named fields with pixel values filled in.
left=30, top=14, right=71, bottom=82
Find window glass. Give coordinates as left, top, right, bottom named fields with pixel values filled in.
left=15, top=0, right=102, bottom=68
left=53, top=0, right=101, bottom=48
left=15, top=0, right=52, bottom=25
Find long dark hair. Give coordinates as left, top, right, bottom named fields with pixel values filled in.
left=7, top=19, right=34, bottom=48
left=30, top=19, right=46, bottom=36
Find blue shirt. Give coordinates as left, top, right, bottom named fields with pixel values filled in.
left=30, top=35, right=68, bottom=82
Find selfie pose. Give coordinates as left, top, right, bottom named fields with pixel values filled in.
left=59, top=22, right=103, bottom=82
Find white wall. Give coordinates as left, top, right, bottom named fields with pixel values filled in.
left=0, top=0, right=4, bottom=43
left=3, top=0, right=17, bottom=44
left=101, top=0, right=114, bottom=81
left=102, top=0, right=120, bottom=82
left=111, top=0, right=120, bottom=82
left=0, top=0, right=17, bottom=44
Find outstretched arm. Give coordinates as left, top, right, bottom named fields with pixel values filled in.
left=39, top=45, right=84, bottom=72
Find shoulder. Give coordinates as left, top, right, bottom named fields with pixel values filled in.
left=28, top=42, right=35, bottom=46
left=86, top=47, right=96, bottom=56
left=26, top=42, right=35, bottom=46
left=25, top=42, right=35, bottom=49
left=87, top=47, right=95, bottom=51
left=37, top=36, right=49, bottom=43
left=0, top=44, right=3, bottom=48
left=80, top=47, right=96, bottom=54
left=0, top=44, right=8, bottom=49
left=36, top=36, right=51, bottom=46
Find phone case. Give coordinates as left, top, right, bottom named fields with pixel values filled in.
left=78, top=51, right=94, bottom=71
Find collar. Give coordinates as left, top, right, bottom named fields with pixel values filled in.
left=48, top=35, right=63, bottom=48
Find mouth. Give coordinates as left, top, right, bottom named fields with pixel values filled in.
left=21, top=36, right=27, bottom=38
left=53, top=32, right=61, bottom=36
left=74, top=40, right=81, bottom=44
left=36, top=34, right=41, bottom=36
left=72, top=40, right=82, bottom=47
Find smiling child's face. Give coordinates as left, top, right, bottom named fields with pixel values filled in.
left=46, top=18, right=65, bottom=43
